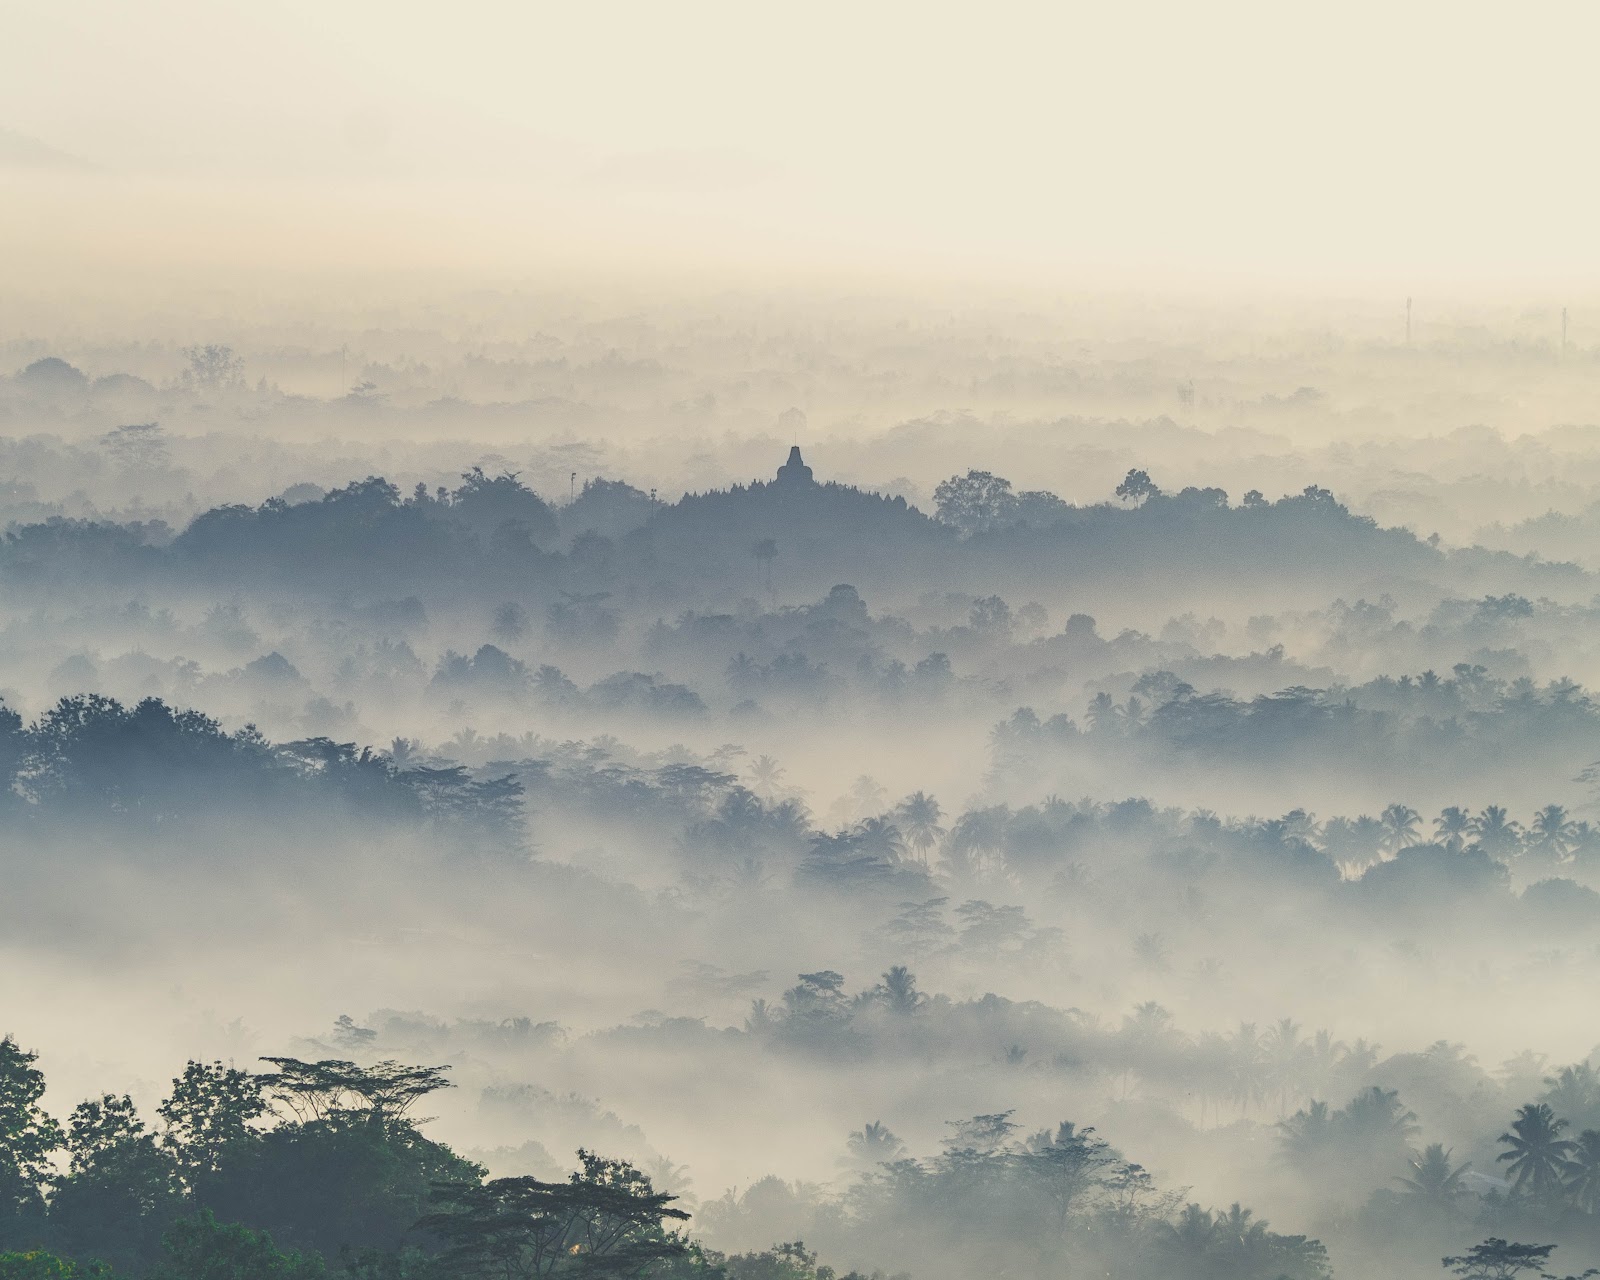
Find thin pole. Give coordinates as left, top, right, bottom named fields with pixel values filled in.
left=1405, top=297, right=1412, bottom=346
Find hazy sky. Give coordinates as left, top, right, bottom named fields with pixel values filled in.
left=4, top=0, right=1597, bottom=287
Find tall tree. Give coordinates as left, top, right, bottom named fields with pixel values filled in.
left=158, top=1062, right=268, bottom=1185
left=1498, top=1103, right=1574, bottom=1204
left=419, top=1151, right=690, bottom=1280
left=894, top=792, right=945, bottom=863
left=1563, top=1129, right=1600, bottom=1214
left=0, top=1038, right=60, bottom=1246
left=1380, top=804, right=1423, bottom=853
left=1434, top=806, right=1472, bottom=853
left=1396, top=1143, right=1471, bottom=1206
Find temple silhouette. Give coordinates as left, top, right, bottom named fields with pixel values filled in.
left=774, top=445, right=814, bottom=486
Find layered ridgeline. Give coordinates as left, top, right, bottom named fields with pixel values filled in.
left=6, top=452, right=1600, bottom=1280
left=0, top=1039, right=1342, bottom=1280
left=7, top=693, right=1600, bottom=1280
left=0, top=454, right=1580, bottom=614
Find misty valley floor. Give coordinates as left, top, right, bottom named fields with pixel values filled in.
left=5, top=303, right=1600, bottom=1280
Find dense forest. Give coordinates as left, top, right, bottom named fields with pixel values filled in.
left=8, top=308, right=1600, bottom=1280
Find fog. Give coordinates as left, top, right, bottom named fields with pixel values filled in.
left=8, top=7, right=1600, bottom=1280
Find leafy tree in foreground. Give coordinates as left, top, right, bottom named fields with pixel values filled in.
left=0, top=1038, right=60, bottom=1248
left=158, top=1063, right=268, bottom=1186
left=0, top=1252, right=109, bottom=1280
left=255, top=1059, right=451, bottom=1128
left=153, top=1210, right=326, bottom=1280
left=721, top=1240, right=894, bottom=1280
left=201, top=1106, right=479, bottom=1261
left=48, top=1093, right=180, bottom=1270
left=419, top=1150, right=692, bottom=1279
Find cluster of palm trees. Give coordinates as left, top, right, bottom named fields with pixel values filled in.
left=783, top=782, right=1598, bottom=891
left=1368, top=1096, right=1600, bottom=1224
left=1369, top=803, right=1591, bottom=864
left=790, top=785, right=948, bottom=874
left=1109, top=1012, right=1379, bottom=1125
left=1495, top=1102, right=1600, bottom=1214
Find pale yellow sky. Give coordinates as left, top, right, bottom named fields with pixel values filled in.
left=3, top=0, right=1597, bottom=289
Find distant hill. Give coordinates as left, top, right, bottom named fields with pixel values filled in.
left=0, top=127, right=96, bottom=171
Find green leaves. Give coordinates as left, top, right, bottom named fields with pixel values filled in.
left=420, top=1152, right=691, bottom=1280
left=158, top=1063, right=269, bottom=1183
left=255, top=1060, right=452, bottom=1128
left=0, top=1037, right=61, bottom=1218
left=155, top=1210, right=326, bottom=1280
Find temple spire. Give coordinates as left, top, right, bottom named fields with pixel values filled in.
left=775, top=445, right=814, bottom=486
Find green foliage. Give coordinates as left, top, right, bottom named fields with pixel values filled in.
left=201, top=1112, right=481, bottom=1261
left=721, top=1241, right=895, bottom=1280
left=49, top=1094, right=180, bottom=1271
left=419, top=1149, right=690, bottom=1279
left=0, top=1038, right=61, bottom=1242
left=0, top=1252, right=109, bottom=1280
left=254, top=1059, right=451, bottom=1127
left=158, top=1063, right=267, bottom=1184
left=154, top=1211, right=326, bottom=1280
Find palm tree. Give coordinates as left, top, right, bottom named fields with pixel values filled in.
left=1343, top=1039, right=1382, bottom=1076
left=1542, top=1062, right=1600, bottom=1130
left=1087, top=692, right=1118, bottom=733
left=1380, top=803, right=1422, bottom=853
left=748, top=755, right=786, bottom=801
left=744, top=998, right=774, bottom=1033
left=846, top=1120, right=906, bottom=1165
left=1215, top=1203, right=1268, bottom=1249
left=1303, top=1029, right=1348, bottom=1101
left=852, top=816, right=906, bottom=863
left=1166, top=1203, right=1217, bottom=1253
left=1564, top=1129, right=1600, bottom=1213
left=1322, top=814, right=1387, bottom=874
left=1262, top=1018, right=1307, bottom=1115
left=1529, top=805, right=1577, bottom=866
left=1435, top=806, right=1472, bottom=853
left=1227, top=1023, right=1267, bottom=1115
left=945, top=805, right=1010, bottom=879
left=875, top=966, right=924, bottom=1015
left=1277, top=1100, right=1331, bottom=1165
left=1473, top=806, right=1524, bottom=861
left=1498, top=1102, right=1574, bottom=1202
left=1339, top=1086, right=1420, bottom=1145
left=1571, top=821, right=1600, bottom=867
left=895, top=792, right=946, bottom=864
left=848, top=775, right=887, bottom=817
left=1396, top=1143, right=1472, bottom=1205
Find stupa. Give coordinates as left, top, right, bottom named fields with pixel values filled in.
left=774, top=445, right=814, bottom=486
